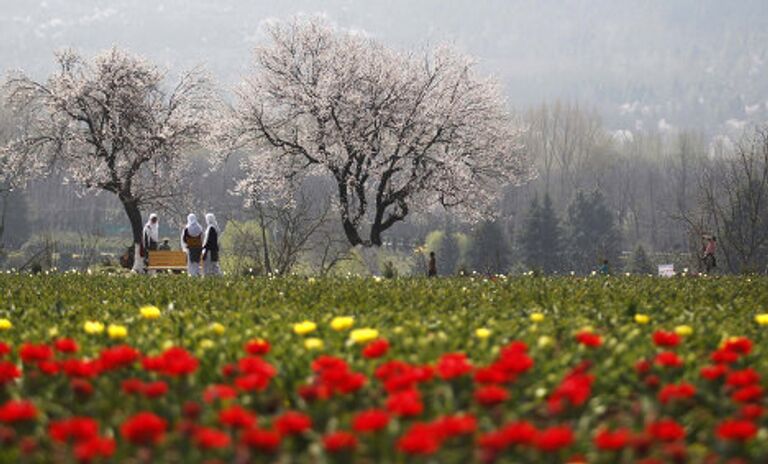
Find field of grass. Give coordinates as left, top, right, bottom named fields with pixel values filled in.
left=1, top=274, right=767, bottom=462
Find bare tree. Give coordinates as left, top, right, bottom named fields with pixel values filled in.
left=264, top=192, right=336, bottom=275
left=697, top=128, right=768, bottom=273
left=2, top=47, right=218, bottom=249
left=236, top=177, right=345, bottom=276
left=224, top=17, right=531, bottom=247
left=312, top=230, right=352, bottom=276
left=524, top=101, right=602, bottom=204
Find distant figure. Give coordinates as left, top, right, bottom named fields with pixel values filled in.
left=702, top=235, right=717, bottom=272
left=181, top=214, right=204, bottom=276
left=598, top=259, right=609, bottom=275
left=141, top=213, right=159, bottom=272
left=202, top=213, right=221, bottom=276
left=158, top=238, right=171, bottom=251
left=428, top=251, right=437, bottom=277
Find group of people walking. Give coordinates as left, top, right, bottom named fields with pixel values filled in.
left=141, top=213, right=221, bottom=276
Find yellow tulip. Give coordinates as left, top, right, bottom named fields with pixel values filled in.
left=107, top=324, right=128, bottom=339
left=330, top=316, right=354, bottom=331
left=0, top=319, right=12, bottom=330
left=755, top=314, right=768, bottom=326
left=538, top=335, right=553, bottom=348
left=139, top=305, right=161, bottom=319
left=84, top=321, right=104, bottom=334
left=350, top=328, right=379, bottom=344
left=210, top=322, right=226, bottom=335
left=304, top=338, right=324, bottom=350
left=634, top=314, right=650, bottom=324
left=293, top=320, right=317, bottom=335
left=200, top=339, right=215, bottom=349
left=674, top=325, right=693, bottom=336
left=530, top=313, right=545, bottom=323
left=475, top=328, right=492, bottom=339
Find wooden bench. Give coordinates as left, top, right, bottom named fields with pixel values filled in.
left=147, top=250, right=188, bottom=271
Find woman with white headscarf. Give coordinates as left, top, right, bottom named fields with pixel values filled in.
left=141, top=213, right=159, bottom=272
left=202, top=213, right=221, bottom=276
left=181, top=213, right=204, bottom=276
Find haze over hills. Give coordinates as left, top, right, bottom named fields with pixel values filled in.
left=1, top=0, right=767, bottom=136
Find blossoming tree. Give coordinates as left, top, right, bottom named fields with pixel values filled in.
left=0, top=101, right=45, bottom=194
left=2, top=47, right=217, bottom=249
left=227, top=18, right=531, bottom=247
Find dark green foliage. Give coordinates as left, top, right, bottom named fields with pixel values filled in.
left=565, top=190, right=622, bottom=274
left=438, top=228, right=461, bottom=276
left=468, top=221, right=511, bottom=274
left=520, top=194, right=562, bottom=273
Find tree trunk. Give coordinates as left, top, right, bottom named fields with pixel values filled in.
left=342, top=219, right=364, bottom=247
left=0, top=192, right=7, bottom=251
left=258, top=207, right=272, bottom=274
left=120, top=194, right=143, bottom=245
left=335, top=178, right=365, bottom=246
left=119, top=193, right=144, bottom=273
left=356, top=245, right=381, bottom=276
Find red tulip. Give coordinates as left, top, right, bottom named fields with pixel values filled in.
left=362, top=339, right=390, bottom=358
left=716, top=419, right=757, bottom=442
left=241, top=428, right=281, bottom=453
left=352, top=409, right=390, bottom=433
left=323, top=431, right=357, bottom=453
left=0, top=400, right=37, bottom=423
left=594, top=428, right=631, bottom=450
left=274, top=411, right=312, bottom=435
left=120, top=412, right=167, bottom=446
left=193, top=426, right=231, bottom=449
left=652, top=331, right=681, bottom=348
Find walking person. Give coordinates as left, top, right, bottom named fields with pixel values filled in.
left=702, top=234, right=717, bottom=273
left=202, top=213, right=221, bottom=276
left=141, top=213, right=159, bottom=273
left=428, top=251, right=437, bottom=277
left=181, top=214, right=204, bottom=276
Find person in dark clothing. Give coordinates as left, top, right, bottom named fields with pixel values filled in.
left=428, top=251, right=437, bottom=277
left=202, top=213, right=221, bottom=276
left=181, top=214, right=204, bottom=276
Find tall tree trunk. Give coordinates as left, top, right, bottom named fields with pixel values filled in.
left=336, top=178, right=364, bottom=246
left=258, top=207, right=272, bottom=274
left=120, top=194, right=144, bottom=245
left=119, top=193, right=144, bottom=272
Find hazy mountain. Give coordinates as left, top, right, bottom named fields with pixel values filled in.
left=1, top=0, right=766, bottom=134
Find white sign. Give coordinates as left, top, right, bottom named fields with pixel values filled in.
left=658, top=264, right=675, bottom=277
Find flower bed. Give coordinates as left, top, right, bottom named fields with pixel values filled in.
left=0, top=274, right=767, bottom=462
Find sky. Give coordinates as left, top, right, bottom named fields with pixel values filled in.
left=0, top=0, right=766, bottom=134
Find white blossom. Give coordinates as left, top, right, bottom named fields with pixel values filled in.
left=223, top=17, right=532, bottom=246
left=2, top=47, right=220, bottom=242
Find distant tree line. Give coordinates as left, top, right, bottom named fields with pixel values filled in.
left=1, top=18, right=767, bottom=275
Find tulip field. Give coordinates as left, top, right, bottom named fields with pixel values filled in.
left=1, top=274, right=768, bottom=463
